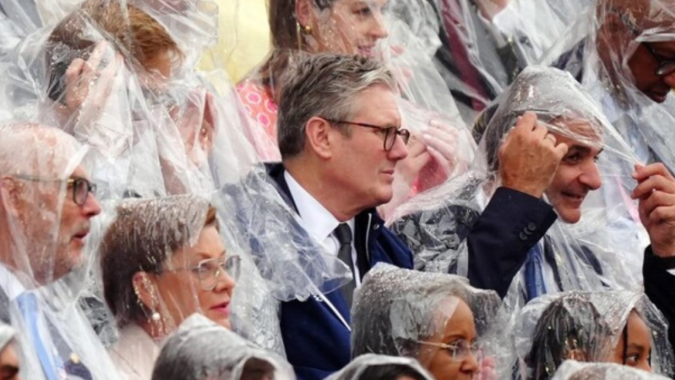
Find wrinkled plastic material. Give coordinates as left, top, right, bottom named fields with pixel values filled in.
left=152, top=313, right=295, bottom=380
left=326, top=354, right=434, bottom=380
left=389, top=66, right=647, bottom=293
left=551, top=360, right=672, bottom=380
left=541, top=0, right=675, bottom=171
left=351, top=263, right=501, bottom=359
left=0, top=2, right=371, bottom=377
left=502, top=291, right=674, bottom=379
left=238, top=0, right=477, bottom=217
left=0, top=123, right=121, bottom=380
left=0, top=321, right=16, bottom=352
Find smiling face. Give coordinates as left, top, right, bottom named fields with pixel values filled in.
left=148, top=226, right=235, bottom=330
left=303, top=0, right=390, bottom=56
left=328, top=84, right=408, bottom=211
left=544, top=123, right=603, bottom=224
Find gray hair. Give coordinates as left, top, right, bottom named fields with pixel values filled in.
left=277, top=53, right=397, bottom=160
left=0, top=122, right=84, bottom=177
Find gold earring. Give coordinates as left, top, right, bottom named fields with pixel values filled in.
left=304, top=24, right=312, bottom=34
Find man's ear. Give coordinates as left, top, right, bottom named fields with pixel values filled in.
left=305, top=116, right=336, bottom=160
left=295, top=0, right=316, bottom=30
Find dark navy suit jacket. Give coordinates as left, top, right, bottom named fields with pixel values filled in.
left=265, top=163, right=414, bottom=380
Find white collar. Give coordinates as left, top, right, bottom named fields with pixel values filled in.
left=0, top=264, right=27, bottom=301
left=284, top=171, right=352, bottom=242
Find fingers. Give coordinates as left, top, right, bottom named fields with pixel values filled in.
left=513, top=111, right=538, bottom=133
left=632, top=174, right=675, bottom=199
left=648, top=205, right=675, bottom=225
left=554, top=141, right=569, bottom=157
left=640, top=190, right=675, bottom=218
left=633, top=163, right=675, bottom=182
left=406, top=134, right=428, bottom=157
left=85, top=41, right=108, bottom=74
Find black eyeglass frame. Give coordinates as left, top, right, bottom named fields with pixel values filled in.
left=11, top=174, right=97, bottom=206
left=323, top=118, right=410, bottom=151
left=611, top=9, right=675, bottom=77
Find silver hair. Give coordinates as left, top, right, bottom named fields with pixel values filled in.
left=277, top=53, right=397, bottom=160
left=0, top=122, right=82, bottom=176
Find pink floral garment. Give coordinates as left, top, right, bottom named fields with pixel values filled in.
left=237, top=79, right=282, bottom=162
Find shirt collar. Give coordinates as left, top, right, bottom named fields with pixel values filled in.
left=284, top=171, right=346, bottom=242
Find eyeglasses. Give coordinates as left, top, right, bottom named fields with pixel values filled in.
left=612, top=10, right=675, bottom=77
left=643, top=43, right=675, bottom=77
left=418, top=339, right=481, bottom=361
left=323, top=118, right=410, bottom=151
left=12, top=175, right=97, bottom=206
left=166, top=255, right=241, bottom=291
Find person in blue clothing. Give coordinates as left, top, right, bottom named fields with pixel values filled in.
left=268, top=53, right=415, bottom=380
left=392, top=66, right=675, bottom=312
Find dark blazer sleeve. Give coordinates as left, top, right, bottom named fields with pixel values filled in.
left=467, top=187, right=558, bottom=298
left=643, top=245, right=675, bottom=371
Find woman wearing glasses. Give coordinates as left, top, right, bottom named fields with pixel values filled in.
left=99, top=195, right=240, bottom=380
left=351, top=264, right=501, bottom=380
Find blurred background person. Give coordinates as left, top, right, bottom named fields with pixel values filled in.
left=327, top=354, right=434, bottom=380
left=151, top=314, right=294, bottom=380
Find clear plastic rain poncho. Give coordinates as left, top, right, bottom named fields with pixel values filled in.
left=0, top=321, right=16, bottom=352
left=389, top=65, right=647, bottom=299
left=0, top=0, right=356, bottom=355
left=351, top=263, right=501, bottom=378
left=326, top=354, right=434, bottom=380
left=423, top=0, right=596, bottom=122
left=500, top=291, right=674, bottom=379
left=551, top=360, right=672, bottom=380
left=540, top=0, right=675, bottom=172
left=151, top=313, right=295, bottom=380
left=0, top=123, right=122, bottom=380
left=238, top=0, right=477, bottom=214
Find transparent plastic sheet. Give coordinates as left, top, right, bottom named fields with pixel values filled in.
left=1, top=0, right=351, bottom=292
left=540, top=0, right=675, bottom=172
left=237, top=0, right=477, bottom=217
left=427, top=0, right=595, bottom=123
left=1, top=0, right=354, bottom=367
left=351, top=263, right=501, bottom=380
left=0, top=321, right=16, bottom=352
left=496, top=291, right=675, bottom=379
left=551, top=360, right=672, bottom=380
left=151, top=313, right=295, bottom=380
left=388, top=66, right=646, bottom=290
left=326, top=354, right=435, bottom=380
left=0, top=123, right=122, bottom=380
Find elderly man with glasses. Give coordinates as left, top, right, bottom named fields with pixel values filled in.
left=0, top=122, right=103, bottom=379
left=265, top=53, right=413, bottom=380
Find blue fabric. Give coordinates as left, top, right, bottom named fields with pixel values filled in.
left=265, top=163, right=414, bottom=380
left=16, top=292, right=60, bottom=380
left=524, top=243, right=547, bottom=301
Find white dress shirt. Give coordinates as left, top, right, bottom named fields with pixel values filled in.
left=284, top=171, right=361, bottom=286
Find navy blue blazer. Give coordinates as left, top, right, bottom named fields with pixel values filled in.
left=265, top=163, right=414, bottom=380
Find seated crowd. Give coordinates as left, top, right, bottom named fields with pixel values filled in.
left=1, top=0, right=675, bottom=380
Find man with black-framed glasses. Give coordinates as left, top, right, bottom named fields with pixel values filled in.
left=0, top=123, right=103, bottom=380
left=265, top=54, right=414, bottom=380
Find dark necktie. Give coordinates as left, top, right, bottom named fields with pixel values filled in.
left=334, top=223, right=356, bottom=307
